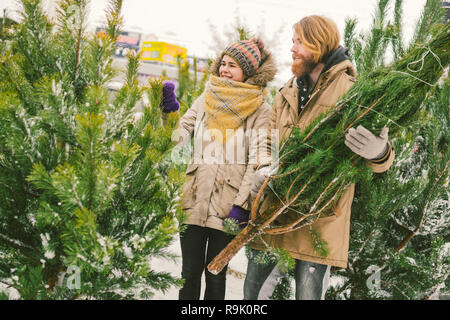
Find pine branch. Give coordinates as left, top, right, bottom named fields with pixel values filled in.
left=410, top=0, right=445, bottom=49
left=391, top=0, right=405, bottom=61
left=361, top=0, right=390, bottom=72
left=0, top=234, right=37, bottom=259
left=16, top=0, right=56, bottom=81
left=88, top=127, right=94, bottom=210
left=349, top=221, right=377, bottom=268
left=395, top=159, right=449, bottom=252
left=343, top=17, right=358, bottom=61
left=125, top=50, right=141, bottom=87
left=74, top=23, right=83, bottom=81
left=1, top=54, right=36, bottom=113
left=104, top=0, right=123, bottom=40
left=266, top=181, right=349, bottom=235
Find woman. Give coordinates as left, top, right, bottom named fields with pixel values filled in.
left=176, top=38, right=276, bottom=300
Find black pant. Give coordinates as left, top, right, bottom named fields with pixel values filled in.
left=179, top=224, right=234, bottom=300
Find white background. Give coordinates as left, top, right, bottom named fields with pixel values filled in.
left=1, top=0, right=428, bottom=84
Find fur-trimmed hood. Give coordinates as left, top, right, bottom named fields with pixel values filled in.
left=209, top=46, right=277, bottom=88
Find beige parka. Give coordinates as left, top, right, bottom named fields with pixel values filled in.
left=249, top=59, right=395, bottom=268
left=177, top=47, right=277, bottom=232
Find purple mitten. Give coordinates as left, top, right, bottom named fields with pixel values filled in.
left=161, top=81, right=180, bottom=113
left=226, top=205, right=250, bottom=228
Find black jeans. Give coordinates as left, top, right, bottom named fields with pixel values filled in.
left=179, top=224, right=234, bottom=300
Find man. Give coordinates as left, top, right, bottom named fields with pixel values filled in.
left=244, top=15, right=395, bottom=300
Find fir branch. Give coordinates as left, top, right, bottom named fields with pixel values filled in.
left=266, top=181, right=348, bottom=235
left=361, top=0, right=390, bottom=72
left=0, top=234, right=37, bottom=258
left=68, top=176, right=84, bottom=209
left=410, top=0, right=445, bottom=49
left=391, top=0, right=405, bottom=61
left=349, top=221, right=378, bottom=268
left=310, top=227, right=330, bottom=258
left=223, top=218, right=243, bottom=235
left=344, top=17, right=358, bottom=58
left=422, top=270, right=450, bottom=300
left=395, top=159, right=449, bottom=252
left=1, top=55, right=36, bottom=113
left=74, top=22, right=83, bottom=81
left=58, top=1, right=89, bottom=80
left=381, top=280, right=410, bottom=299
left=125, top=50, right=141, bottom=87
left=104, top=0, right=123, bottom=40
left=88, top=127, right=94, bottom=210
left=16, top=0, right=56, bottom=81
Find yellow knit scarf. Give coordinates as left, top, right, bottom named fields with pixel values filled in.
left=204, top=75, right=264, bottom=143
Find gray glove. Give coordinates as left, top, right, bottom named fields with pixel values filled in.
left=250, top=166, right=276, bottom=200
left=345, top=125, right=389, bottom=160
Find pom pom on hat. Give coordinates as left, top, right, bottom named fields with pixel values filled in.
left=250, top=37, right=265, bottom=50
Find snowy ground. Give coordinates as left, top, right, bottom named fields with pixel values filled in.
left=150, top=235, right=248, bottom=300
left=0, top=234, right=249, bottom=300
left=3, top=237, right=445, bottom=300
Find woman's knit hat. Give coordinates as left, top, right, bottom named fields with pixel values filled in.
left=223, top=38, right=263, bottom=78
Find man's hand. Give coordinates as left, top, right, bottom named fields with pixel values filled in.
left=345, top=125, right=389, bottom=160
left=250, top=171, right=266, bottom=201
left=250, top=166, right=276, bottom=200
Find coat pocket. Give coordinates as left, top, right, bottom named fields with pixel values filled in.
left=220, top=165, right=245, bottom=216
left=181, top=164, right=199, bottom=209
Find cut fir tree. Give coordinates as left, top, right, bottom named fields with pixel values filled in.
left=208, top=22, right=449, bottom=276
left=326, top=74, right=449, bottom=300
left=0, top=0, right=185, bottom=299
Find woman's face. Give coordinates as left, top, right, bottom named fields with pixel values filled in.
left=219, top=55, right=245, bottom=82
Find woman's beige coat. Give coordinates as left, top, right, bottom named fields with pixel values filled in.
left=177, top=47, right=276, bottom=231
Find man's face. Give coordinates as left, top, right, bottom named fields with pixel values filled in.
left=291, top=31, right=316, bottom=78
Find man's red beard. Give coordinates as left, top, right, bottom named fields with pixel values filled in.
left=291, top=54, right=316, bottom=78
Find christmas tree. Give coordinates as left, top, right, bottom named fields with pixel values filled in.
left=327, top=78, right=449, bottom=299
left=0, top=0, right=185, bottom=299
left=325, top=0, right=449, bottom=299
left=207, top=0, right=449, bottom=289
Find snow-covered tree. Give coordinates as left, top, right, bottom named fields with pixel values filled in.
left=328, top=77, right=449, bottom=300
left=326, top=0, right=449, bottom=300
left=0, top=0, right=185, bottom=299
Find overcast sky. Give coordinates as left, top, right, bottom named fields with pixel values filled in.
left=1, top=0, right=428, bottom=83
